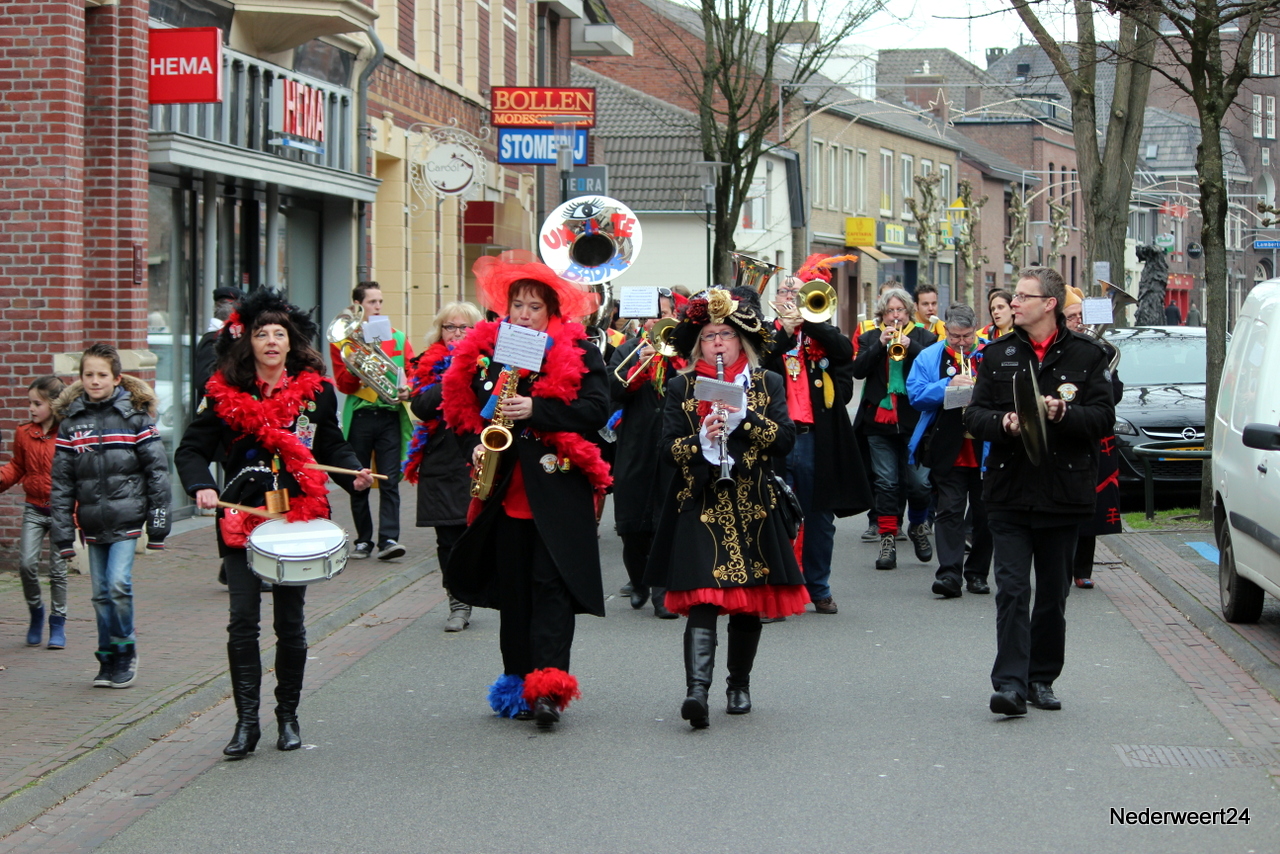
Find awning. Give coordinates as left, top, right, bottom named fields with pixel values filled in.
left=857, top=245, right=892, bottom=262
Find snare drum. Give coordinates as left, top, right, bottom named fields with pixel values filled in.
left=247, top=518, right=349, bottom=585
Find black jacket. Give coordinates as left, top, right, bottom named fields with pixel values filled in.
left=51, top=376, right=171, bottom=549
left=606, top=338, right=677, bottom=535
left=442, top=337, right=611, bottom=617
left=174, top=374, right=362, bottom=556
left=644, top=368, right=803, bottom=592
left=964, top=319, right=1116, bottom=518
left=852, top=324, right=934, bottom=436
left=763, top=320, right=871, bottom=516
left=409, top=381, right=471, bottom=527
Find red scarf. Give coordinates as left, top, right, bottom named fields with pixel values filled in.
left=402, top=341, right=453, bottom=485
left=441, top=318, right=612, bottom=494
left=693, top=353, right=749, bottom=420
left=205, top=369, right=331, bottom=522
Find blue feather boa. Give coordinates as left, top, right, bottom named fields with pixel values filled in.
left=487, top=673, right=530, bottom=718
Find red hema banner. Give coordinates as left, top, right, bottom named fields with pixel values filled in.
left=149, top=28, right=223, bottom=105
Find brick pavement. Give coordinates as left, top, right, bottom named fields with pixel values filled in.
left=0, top=488, right=445, bottom=836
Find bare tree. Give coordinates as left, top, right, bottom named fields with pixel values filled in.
left=1046, top=200, right=1070, bottom=268
left=952, top=179, right=990, bottom=306
left=1120, top=0, right=1279, bottom=517
left=643, top=0, right=883, bottom=283
left=1005, top=189, right=1031, bottom=268
left=1011, top=0, right=1159, bottom=294
left=906, top=172, right=943, bottom=289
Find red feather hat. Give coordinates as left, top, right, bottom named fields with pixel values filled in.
left=795, top=253, right=859, bottom=283
left=473, top=251, right=596, bottom=321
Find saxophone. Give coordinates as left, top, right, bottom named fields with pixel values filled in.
left=471, top=366, right=521, bottom=500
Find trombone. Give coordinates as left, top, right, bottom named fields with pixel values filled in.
left=612, top=317, right=678, bottom=383
left=769, top=280, right=837, bottom=324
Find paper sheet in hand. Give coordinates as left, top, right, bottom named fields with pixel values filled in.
left=1081, top=297, right=1113, bottom=326
left=493, top=322, right=548, bottom=373
left=618, top=287, right=660, bottom=319
left=694, top=377, right=745, bottom=410
left=362, top=315, right=392, bottom=342
left=944, top=384, right=973, bottom=410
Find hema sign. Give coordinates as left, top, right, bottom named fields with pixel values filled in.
left=149, top=27, right=223, bottom=105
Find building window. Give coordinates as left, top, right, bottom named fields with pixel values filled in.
left=1071, top=169, right=1078, bottom=226
left=765, top=160, right=774, bottom=227
left=1254, top=94, right=1264, bottom=137
left=921, top=158, right=932, bottom=177
left=1227, top=210, right=1244, bottom=250
left=1253, top=32, right=1276, bottom=76
left=880, top=149, right=894, bottom=215
left=939, top=163, right=952, bottom=205
left=900, top=154, right=914, bottom=218
left=1268, top=96, right=1276, bottom=139
left=741, top=178, right=766, bottom=230
left=843, top=148, right=855, bottom=211
left=828, top=145, right=839, bottom=209
left=857, top=150, right=868, bottom=212
left=1048, top=161, right=1055, bottom=199
left=812, top=141, right=823, bottom=208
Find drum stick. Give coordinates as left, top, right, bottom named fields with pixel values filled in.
left=216, top=501, right=284, bottom=520
left=305, top=463, right=389, bottom=481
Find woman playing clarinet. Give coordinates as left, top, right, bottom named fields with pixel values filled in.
left=645, top=286, right=804, bottom=729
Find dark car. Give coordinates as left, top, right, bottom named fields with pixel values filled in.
left=1105, top=326, right=1206, bottom=498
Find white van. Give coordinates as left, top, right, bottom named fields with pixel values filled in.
left=1213, top=279, right=1280, bottom=621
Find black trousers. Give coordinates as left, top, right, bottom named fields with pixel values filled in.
left=620, top=531, right=653, bottom=589
left=224, top=550, right=306, bottom=650
left=494, top=514, right=575, bottom=676
left=347, top=407, right=402, bottom=547
left=434, top=523, right=466, bottom=575
left=1073, top=534, right=1096, bottom=580
left=987, top=517, right=1077, bottom=698
left=933, top=465, right=992, bottom=584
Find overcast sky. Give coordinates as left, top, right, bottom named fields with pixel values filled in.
left=855, top=0, right=1118, bottom=67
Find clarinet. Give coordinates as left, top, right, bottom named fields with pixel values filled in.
left=715, top=353, right=734, bottom=488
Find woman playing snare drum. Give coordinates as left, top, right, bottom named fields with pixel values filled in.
left=176, top=289, right=372, bottom=759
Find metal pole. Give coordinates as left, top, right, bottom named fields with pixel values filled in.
left=706, top=202, right=713, bottom=289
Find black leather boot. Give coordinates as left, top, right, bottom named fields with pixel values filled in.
left=224, top=641, right=262, bottom=758
left=274, top=645, right=307, bottom=751
left=681, top=626, right=716, bottom=729
left=652, top=588, right=677, bottom=619
left=725, top=624, right=761, bottom=715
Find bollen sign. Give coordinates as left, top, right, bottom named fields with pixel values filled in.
left=149, top=27, right=223, bottom=105
left=490, top=87, right=595, bottom=127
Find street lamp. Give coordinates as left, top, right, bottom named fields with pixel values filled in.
left=544, top=114, right=590, bottom=204
left=694, top=160, right=727, bottom=290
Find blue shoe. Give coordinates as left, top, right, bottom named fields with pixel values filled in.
left=26, top=606, right=44, bottom=646
left=47, top=615, right=66, bottom=650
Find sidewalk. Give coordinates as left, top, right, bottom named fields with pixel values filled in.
left=0, top=490, right=445, bottom=836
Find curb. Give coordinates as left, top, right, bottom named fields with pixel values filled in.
left=1106, top=534, right=1280, bottom=704
left=0, top=556, right=438, bottom=838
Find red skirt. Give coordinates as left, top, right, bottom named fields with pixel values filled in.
left=664, top=584, right=811, bottom=619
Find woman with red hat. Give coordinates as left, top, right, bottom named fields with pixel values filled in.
left=441, top=254, right=611, bottom=730
left=645, top=286, right=806, bottom=729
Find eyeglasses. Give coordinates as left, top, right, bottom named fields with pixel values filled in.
left=777, top=287, right=801, bottom=297
left=441, top=324, right=472, bottom=333
left=1010, top=292, right=1051, bottom=303
left=699, top=329, right=739, bottom=342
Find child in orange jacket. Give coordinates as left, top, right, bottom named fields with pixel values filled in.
left=0, top=376, right=68, bottom=649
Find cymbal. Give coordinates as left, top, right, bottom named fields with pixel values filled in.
left=1013, top=368, right=1049, bottom=466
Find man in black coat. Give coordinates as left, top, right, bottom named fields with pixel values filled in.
left=193, top=286, right=244, bottom=401
left=964, top=266, right=1116, bottom=717
left=606, top=290, right=680, bottom=617
left=765, top=275, right=871, bottom=614
left=852, top=288, right=935, bottom=571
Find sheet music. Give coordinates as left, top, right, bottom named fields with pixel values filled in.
left=493, top=322, right=548, bottom=373
left=1081, top=297, right=1113, bottom=326
left=693, top=377, right=746, bottom=410
left=944, top=384, right=973, bottom=410
left=618, top=287, right=660, bottom=319
left=362, top=315, right=392, bottom=342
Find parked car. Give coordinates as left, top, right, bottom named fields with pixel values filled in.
left=1212, top=280, right=1280, bottom=622
left=1105, top=326, right=1206, bottom=498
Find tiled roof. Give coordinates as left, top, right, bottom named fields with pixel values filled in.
left=985, top=43, right=1116, bottom=130
left=788, top=83, right=964, bottom=150
left=1137, top=107, right=1247, bottom=179
left=571, top=64, right=705, bottom=211
left=876, top=48, right=1000, bottom=107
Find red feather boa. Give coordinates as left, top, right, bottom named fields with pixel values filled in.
left=403, top=341, right=453, bottom=485
left=441, top=319, right=612, bottom=494
left=522, top=667, right=581, bottom=710
left=204, top=369, right=332, bottom=522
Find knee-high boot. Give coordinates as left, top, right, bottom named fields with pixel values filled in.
left=224, top=641, right=262, bottom=758
left=274, top=645, right=307, bottom=751
left=680, top=626, right=717, bottom=729
left=725, top=624, right=762, bottom=714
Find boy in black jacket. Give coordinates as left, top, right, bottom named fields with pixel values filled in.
left=52, top=344, right=171, bottom=689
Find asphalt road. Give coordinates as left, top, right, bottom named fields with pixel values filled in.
left=95, top=517, right=1278, bottom=854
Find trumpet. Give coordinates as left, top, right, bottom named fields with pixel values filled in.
left=797, top=281, right=837, bottom=323
left=887, top=323, right=909, bottom=361
left=612, top=318, right=678, bottom=384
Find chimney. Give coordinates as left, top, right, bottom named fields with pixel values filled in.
left=986, top=47, right=1007, bottom=68
left=905, top=72, right=948, bottom=123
